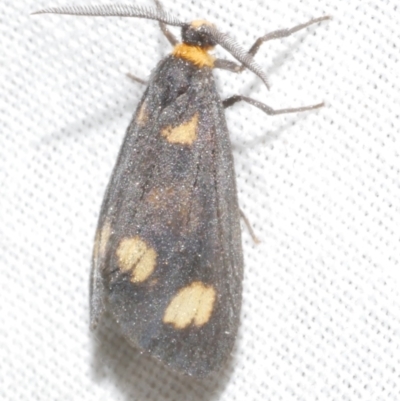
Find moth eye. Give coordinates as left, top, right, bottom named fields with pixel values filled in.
left=163, top=281, right=217, bottom=329
left=161, top=113, right=199, bottom=145
left=116, top=237, right=157, bottom=283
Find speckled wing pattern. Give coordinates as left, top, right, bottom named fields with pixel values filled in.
left=91, top=56, right=243, bottom=377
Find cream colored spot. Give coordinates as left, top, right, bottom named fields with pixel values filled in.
left=137, top=102, right=148, bottom=125
left=116, top=237, right=157, bottom=283
left=161, top=113, right=199, bottom=145
left=99, top=222, right=111, bottom=257
left=190, top=19, right=214, bottom=28
left=93, top=221, right=112, bottom=262
left=163, top=281, right=216, bottom=329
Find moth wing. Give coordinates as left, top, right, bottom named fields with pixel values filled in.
left=91, top=57, right=243, bottom=377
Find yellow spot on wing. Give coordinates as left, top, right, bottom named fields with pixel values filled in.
left=163, top=281, right=216, bottom=329
left=117, top=237, right=157, bottom=283
left=93, top=220, right=112, bottom=262
left=161, top=113, right=199, bottom=145
left=136, top=101, right=148, bottom=125
left=172, top=43, right=215, bottom=68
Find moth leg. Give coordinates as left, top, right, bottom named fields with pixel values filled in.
left=127, top=0, right=178, bottom=83
left=240, top=209, right=260, bottom=244
left=223, top=95, right=324, bottom=115
left=154, top=0, right=179, bottom=45
left=244, top=16, right=331, bottom=63
left=126, top=73, right=147, bottom=85
left=215, top=16, right=330, bottom=73
left=214, top=59, right=242, bottom=73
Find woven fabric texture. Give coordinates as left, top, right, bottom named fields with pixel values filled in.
left=2, top=0, right=399, bottom=400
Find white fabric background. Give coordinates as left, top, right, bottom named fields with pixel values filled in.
left=2, top=0, right=399, bottom=400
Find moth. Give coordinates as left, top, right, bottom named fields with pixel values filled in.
left=34, top=1, right=329, bottom=377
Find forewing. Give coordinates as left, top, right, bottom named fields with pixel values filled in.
left=91, top=57, right=243, bottom=377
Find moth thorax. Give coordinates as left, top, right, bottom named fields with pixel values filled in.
left=181, top=20, right=217, bottom=47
